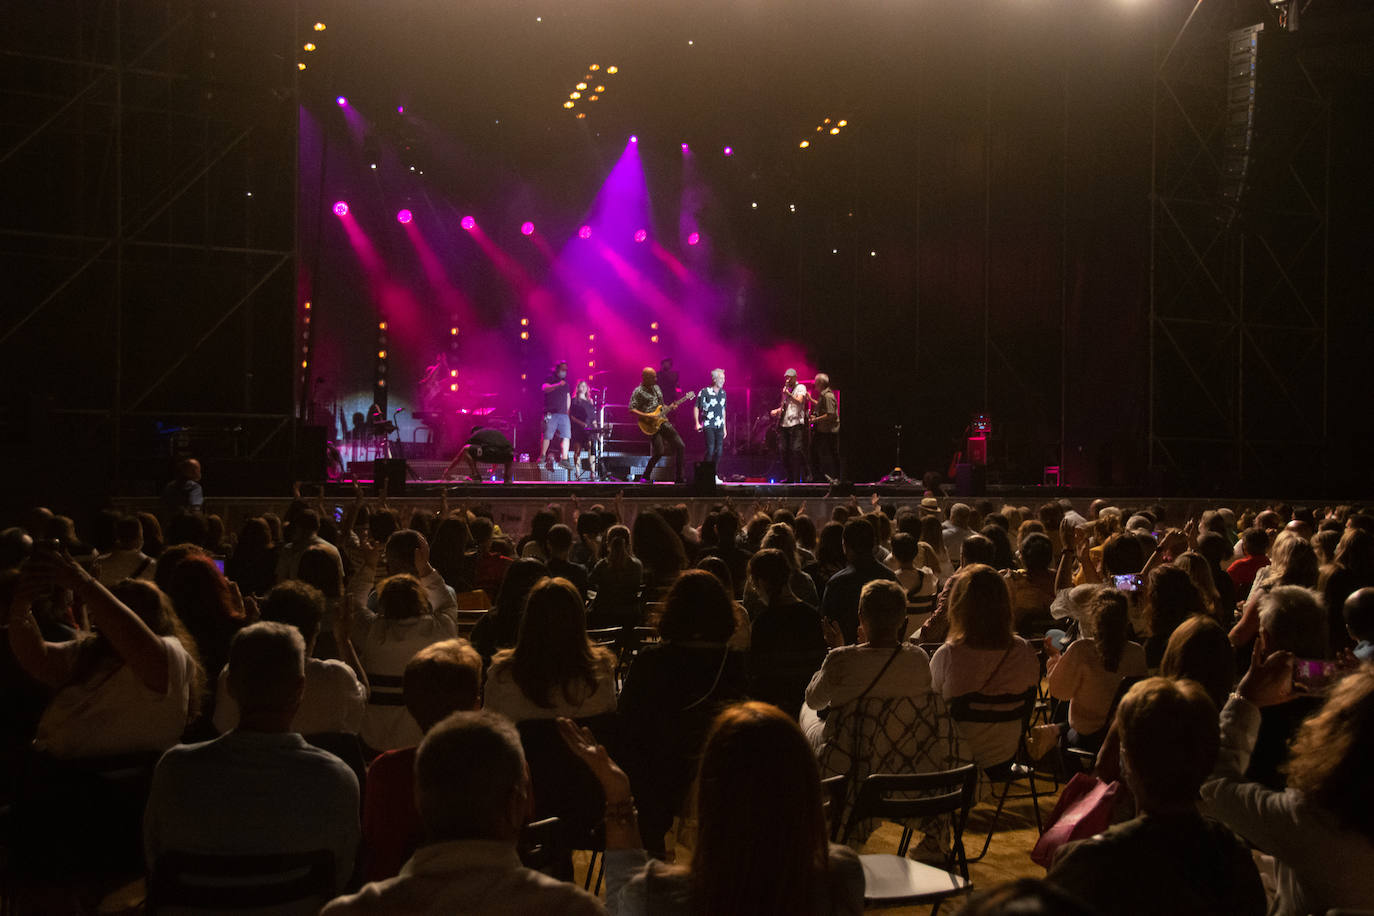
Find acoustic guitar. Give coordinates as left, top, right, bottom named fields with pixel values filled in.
left=637, top=391, right=696, bottom=436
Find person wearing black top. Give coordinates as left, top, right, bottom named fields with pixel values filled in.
left=442, top=426, right=514, bottom=483
left=539, top=361, right=573, bottom=472
left=569, top=379, right=597, bottom=478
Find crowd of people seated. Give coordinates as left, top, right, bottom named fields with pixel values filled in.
left=2, top=488, right=1374, bottom=914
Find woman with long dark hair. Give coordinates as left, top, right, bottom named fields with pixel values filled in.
left=632, top=510, right=688, bottom=598
left=485, top=577, right=616, bottom=721
left=1046, top=589, right=1147, bottom=750
left=560, top=701, right=863, bottom=915
left=589, top=524, right=643, bottom=629
left=225, top=517, right=277, bottom=598
left=469, top=558, right=549, bottom=660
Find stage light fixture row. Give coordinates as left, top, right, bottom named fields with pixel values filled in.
left=562, top=62, right=619, bottom=115
left=799, top=116, right=850, bottom=150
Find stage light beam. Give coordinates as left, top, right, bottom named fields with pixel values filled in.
left=461, top=216, right=476, bottom=230
left=396, top=209, right=413, bottom=224
left=520, top=221, right=535, bottom=236
left=332, top=201, right=349, bottom=216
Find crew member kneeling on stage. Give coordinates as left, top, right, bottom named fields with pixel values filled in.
left=629, top=367, right=684, bottom=484
left=442, top=426, right=514, bottom=484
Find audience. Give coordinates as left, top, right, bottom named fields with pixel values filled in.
left=145, top=622, right=360, bottom=902
left=747, top=548, right=827, bottom=717
left=545, top=523, right=590, bottom=599
left=325, top=710, right=605, bottom=914
left=95, top=514, right=157, bottom=586
left=470, top=558, right=548, bottom=660
left=1046, top=588, right=1147, bottom=751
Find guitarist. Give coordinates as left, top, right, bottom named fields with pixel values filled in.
left=769, top=368, right=809, bottom=484
left=628, top=366, right=685, bottom=483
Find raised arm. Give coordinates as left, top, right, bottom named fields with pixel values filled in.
left=29, top=548, right=171, bottom=693
left=8, top=577, right=72, bottom=688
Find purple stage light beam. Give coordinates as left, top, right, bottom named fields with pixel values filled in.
left=332, top=201, right=349, bottom=217
left=396, top=209, right=413, bottom=224
left=520, top=221, right=535, bottom=236
left=461, top=215, right=476, bottom=231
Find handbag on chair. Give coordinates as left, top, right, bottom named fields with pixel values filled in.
left=1029, top=772, right=1119, bottom=868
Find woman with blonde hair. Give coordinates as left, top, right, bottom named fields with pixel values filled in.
left=930, top=564, right=1040, bottom=767
left=561, top=701, right=863, bottom=915
left=1229, top=530, right=1318, bottom=648
left=1173, top=549, right=1226, bottom=625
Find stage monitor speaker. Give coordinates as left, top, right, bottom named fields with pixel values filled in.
left=375, top=458, right=408, bottom=496
left=691, top=461, right=717, bottom=495
left=966, top=436, right=988, bottom=466
left=955, top=463, right=985, bottom=498
left=296, top=425, right=328, bottom=482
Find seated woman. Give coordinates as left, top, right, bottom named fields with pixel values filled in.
left=353, top=574, right=457, bottom=753
left=484, top=576, right=617, bottom=722
left=1048, top=678, right=1265, bottom=915
left=617, top=570, right=749, bottom=859
left=560, top=701, right=864, bottom=915
left=469, top=558, right=549, bottom=661
left=8, top=552, right=204, bottom=879
left=1140, top=565, right=1207, bottom=670
left=1045, top=588, right=1147, bottom=751
left=588, top=524, right=644, bottom=630
left=929, top=564, right=1040, bottom=769
left=1005, top=532, right=1057, bottom=636
left=1202, top=655, right=1374, bottom=914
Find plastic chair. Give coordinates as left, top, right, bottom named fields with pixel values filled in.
left=518, top=816, right=562, bottom=876
left=838, top=766, right=979, bottom=913
left=147, top=849, right=334, bottom=913
left=946, top=688, right=1042, bottom=861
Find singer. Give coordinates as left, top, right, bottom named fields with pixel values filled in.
left=769, top=368, right=808, bottom=483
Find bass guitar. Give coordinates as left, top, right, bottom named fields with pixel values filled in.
left=637, top=391, right=696, bottom=436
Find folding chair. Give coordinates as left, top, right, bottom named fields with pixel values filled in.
left=947, top=687, right=1042, bottom=861
left=147, top=849, right=335, bottom=913
left=837, top=766, right=979, bottom=914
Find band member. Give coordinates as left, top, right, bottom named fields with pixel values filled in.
left=769, top=368, right=808, bottom=484
left=569, top=379, right=597, bottom=475
left=809, top=372, right=841, bottom=483
left=629, top=367, right=685, bottom=483
left=693, top=368, right=727, bottom=465
left=442, top=425, right=515, bottom=484
left=539, top=360, right=573, bottom=471
left=657, top=357, right=680, bottom=399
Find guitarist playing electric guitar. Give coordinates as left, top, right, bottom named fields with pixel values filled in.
left=628, top=366, right=694, bottom=484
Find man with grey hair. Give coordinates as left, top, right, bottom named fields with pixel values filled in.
left=323, top=710, right=605, bottom=914
left=809, top=371, right=841, bottom=484
left=145, top=622, right=360, bottom=904
left=942, top=502, right=974, bottom=563
left=693, top=368, right=727, bottom=467
left=769, top=368, right=808, bottom=483
left=1246, top=585, right=1328, bottom=789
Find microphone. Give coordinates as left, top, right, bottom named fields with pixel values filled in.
left=394, top=407, right=405, bottom=415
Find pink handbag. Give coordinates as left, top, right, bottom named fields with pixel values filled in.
left=1030, top=772, right=1120, bottom=868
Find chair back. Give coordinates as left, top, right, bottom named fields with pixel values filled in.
left=946, top=688, right=1036, bottom=726
left=147, top=849, right=334, bottom=913
left=516, top=713, right=622, bottom=849
left=845, top=766, right=978, bottom=853
left=518, top=816, right=562, bottom=876
left=365, top=671, right=406, bottom=707
left=585, top=626, right=620, bottom=649
left=454, top=589, right=491, bottom=610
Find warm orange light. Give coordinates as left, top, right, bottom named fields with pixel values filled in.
left=576, top=112, right=586, bottom=119
left=313, top=21, right=326, bottom=31
left=449, top=383, right=458, bottom=392
left=650, top=335, right=659, bottom=343
left=576, top=82, right=588, bottom=91
left=377, top=349, right=387, bottom=359
left=650, top=321, right=659, bottom=330
left=606, top=66, right=618, bottom=74
left=563, top=101, right=575, bottom=109
left=450, top=369, right=458, bottom=377
left=594, top=85, right=605, bottom=93
left=589, top=63, right=600, bottom=71
left=830, top=127, right=840, bottom=135
left=301, top=360, right=308, bottom=368
left=799, top=140, right=810, bottom=149
left=520, top=317, right=529, bottom=326
left=378, top=321, right=388, bottom=330
left=588, top=95, right=599, bottom=102
left=838, top=119, right=848, bottom=127
left=570, top=91, right=581, bottom=100
left=303, top=43, right=316, bottom=51
left=303, top=301, right=311, bottom=309
left=297, top=62, right=307, bottom=70
left=450, top=326, right=458, bottom=335
left=520, top=331, right=529, bottom=340
left=378, top=379, right=386, bottom=387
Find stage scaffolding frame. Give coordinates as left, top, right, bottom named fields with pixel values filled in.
left=1148, top=0, right=1330, bottom=492
left=0, top=0, right=300, bottom=496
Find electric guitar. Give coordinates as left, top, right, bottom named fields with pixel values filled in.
left=637, top=391, right=695, bottom=436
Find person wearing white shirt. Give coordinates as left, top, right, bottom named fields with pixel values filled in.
left=96, top=514, right=157, bottom=586
left=769, top=368, right=809, bottom=484
left=213, top=580, right=368, bottom=735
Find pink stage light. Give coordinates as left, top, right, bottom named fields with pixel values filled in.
left=578, top=225, right=592, bottom=240
left=681, top=142, right=690, bottom=153
left=396, top=209, right=413, bottom=224
left=629, top=135, right=638, bottom=144
left=520, top=221, right=535, bottom=236
left=332, top=201, right=349, bottom=217
left=722, top=145, right=733, bottom=156
left=687, top=232, right=700, bottom=246
left=633, top=229, right=647, bottom=243
left=396, top=104, right=405, bottom=114
left=335, top=96, right=347, bottom=107
left=461, top=216, right=476, bottom=230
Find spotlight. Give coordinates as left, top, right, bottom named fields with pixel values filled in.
left=396, top=209, right=413, bottom=224
left=588, top=333, right=596, bottom=341
left=570, top=91, right=581, bottom=100
left=799, top=140, right=810, bottom=149
left=634, top=229, right=647, bottom=243
left=369, top=162, right=377, bottom=169
left=830, top=127, right=840, bottom=135
left=563, top=101, right=575, bottom=109
left=607, top=66, right=618, bottom=74
left=595, top=85, right=606, bottom=93
left=461, top=216, right=475, bottom=230
left=378, top=349, right=388, bottom=359
left=335, top=96, right=347, bottom=107
left=304, top=301, right=311, bottom=310
left=588, top=96, right=598, bottom=102
left=838, top=119, right=848, bottom=127
left=589, top=63, right=600, bottom=71
left=297, top=63, right=306, bottom=70
left=576, top=82, right=588, bottom=90
left=332, top=201, right=349, bottom=216
left=520, top=331, right=529, bottom=340
left=378, top=321, right=388, bottom=330
left=750, top=202, right=757, bottom=209
left=520, top=317, right=530, bottom=326
left=723, top=146, right=733, bottom=156
left=687, top=232, right=700, bottom=246
left=303, top=43, right=316, bottom=51
left=650, top=322, right=659, bottom=330
left=576, top=112, right=586, bottom=119
left=450, top=369, right=458, bottom=377
left=870, top=251, right=877, bottom=257
left=449, top=383, right=458, bottom=392
left=629, top=135, right=638, bottom=144
left=397, top=105, right=405, bottom=114
left=313, top=21, right=326, bottom=30
left=681, top=142, right=690, bottom=153
left=520, top=221, right=534, bottom=236
left=789, top=204, right=797, bottom=213
left=578, top=225, right=592, bottom=239
left=650, top=335, right=659, bottom=343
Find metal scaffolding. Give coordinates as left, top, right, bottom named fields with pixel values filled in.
left=1148, top=0, right=1330, bottom=492
left=0, top=0, right=298, bottom=497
